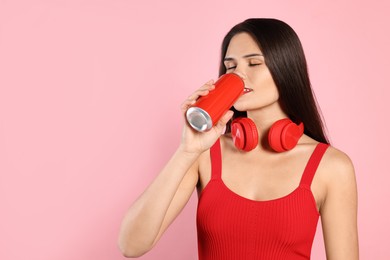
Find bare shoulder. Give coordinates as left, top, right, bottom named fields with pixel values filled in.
left=299, top=135, right=355, bottom=183
left=315, top=145, right=358, bottom=211
left=307, top=143, right=358, bottom=219
left=319, top=145, right=356, bottom=183
left=318, top=145, right=359, bottom=258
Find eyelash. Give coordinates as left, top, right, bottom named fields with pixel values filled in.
left=226, top=63, right=261, bottom=70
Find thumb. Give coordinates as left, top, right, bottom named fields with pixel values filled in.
left=214, top=110, right=234, bottom=134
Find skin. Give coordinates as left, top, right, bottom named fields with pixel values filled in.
left=118, top=33, right=359, bottom=259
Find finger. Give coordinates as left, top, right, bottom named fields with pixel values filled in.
left=181, top=80, right=216, bottom=112
left=204, top=79, right=214, bottom=86
left=214, top=110, right=234, bottom=134
left=194, top=79, right=215, bottom=93
left=187, top=89, right=209, bottom=101
left=187, top=83, right=215, bottom=100
left=180, top=99, right=196, bottom=112
left=184, top=89, right=213, bottom=110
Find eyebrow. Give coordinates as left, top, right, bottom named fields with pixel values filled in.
left=224, top=53, right=263, bottom=61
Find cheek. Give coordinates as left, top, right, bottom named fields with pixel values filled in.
left=254, top=71, right=279, bottom=100
left=257, top=84, right=279, bottom=104
left=266, top=80, right=279, bottom=100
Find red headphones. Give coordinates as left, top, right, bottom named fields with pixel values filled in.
left=231, top=118, right=304, bottom=152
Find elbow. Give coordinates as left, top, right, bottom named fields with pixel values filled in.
left=118, top=237, right=153, bottom=258
left=118, top=244, right=149, bottom=258
left=120, top=249, right=146, bottom=258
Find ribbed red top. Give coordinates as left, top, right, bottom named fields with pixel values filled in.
left=197, top=140, right=329, bottom=260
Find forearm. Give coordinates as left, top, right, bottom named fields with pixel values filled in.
left=118, top=146, right=200, bottom=257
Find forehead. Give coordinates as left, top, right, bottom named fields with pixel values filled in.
left=225, top=32, right=262, bottom=57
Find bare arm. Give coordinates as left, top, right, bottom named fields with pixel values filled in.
left=118, top=80, right=233, bottom=257
left=320, top=148, right=359, bottom=259
left=118, top=147, right=200, bottom=258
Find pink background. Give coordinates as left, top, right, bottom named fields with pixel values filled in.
left=1, top=0, right=389, bottom=259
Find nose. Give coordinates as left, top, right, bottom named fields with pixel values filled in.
left=233, top=71, right=246, bottom=80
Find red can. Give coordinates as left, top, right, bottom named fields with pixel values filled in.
left=186, top=73, right=244, bottom=132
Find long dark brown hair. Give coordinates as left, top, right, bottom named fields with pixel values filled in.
left=220, top=18, right=329, bottom=144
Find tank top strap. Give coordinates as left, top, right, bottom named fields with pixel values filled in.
left=299, top=143, right=330, bottom=188
left=209, top=138, right=222, bottom=180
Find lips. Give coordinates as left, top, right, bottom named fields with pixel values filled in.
left=243, top=87, right=253, bottom=94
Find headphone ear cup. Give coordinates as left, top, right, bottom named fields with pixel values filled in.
left=268, top=119, right=304, bottom=152
left=231, top=118, right=258, bottom=152
left=231, top=119, right=245, bottom=151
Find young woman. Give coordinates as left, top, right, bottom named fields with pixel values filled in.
left=118, top=18, right=359, bottom=259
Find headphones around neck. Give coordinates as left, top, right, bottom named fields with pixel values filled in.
left=231, top=118, right=304, bottom=152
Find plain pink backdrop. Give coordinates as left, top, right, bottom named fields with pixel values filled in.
left=1, top=0, right=389, bottom=259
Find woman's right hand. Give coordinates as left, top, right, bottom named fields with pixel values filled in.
left=179, top=80, right=234, bottom=155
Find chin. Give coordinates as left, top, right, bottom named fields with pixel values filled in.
left=234, top=97, right=256, bottom=110
left=233, top=103, right=250, bottom=112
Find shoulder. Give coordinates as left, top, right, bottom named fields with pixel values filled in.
left=318, top=146, right=359, bottom=258
left=316, top=145, right=357, bottom=205
left=300, top=134, right=355, bottom=176
left=319, top=145, right=356, bottom=183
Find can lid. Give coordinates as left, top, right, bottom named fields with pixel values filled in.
left=186, top=107, right=212, bottom=132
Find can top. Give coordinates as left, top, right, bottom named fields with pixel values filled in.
left=186, top=107, right=212, bottom=132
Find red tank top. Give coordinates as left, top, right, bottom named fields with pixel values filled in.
left=197, top=139, right=329, bottom=260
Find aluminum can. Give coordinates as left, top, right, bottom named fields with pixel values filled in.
left=186, top=73, right=244, bottom=132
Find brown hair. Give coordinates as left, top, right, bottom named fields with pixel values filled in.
left=220, top=18, right=329, bottom=144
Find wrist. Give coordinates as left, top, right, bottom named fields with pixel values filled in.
left=177, top=143, right=203, bottom=158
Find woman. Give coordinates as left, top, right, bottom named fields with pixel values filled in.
left=118, top=18, right=359, bottom=259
